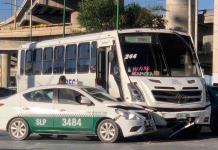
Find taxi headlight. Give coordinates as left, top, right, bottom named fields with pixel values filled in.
left=115, top=109, right=141, bottom=120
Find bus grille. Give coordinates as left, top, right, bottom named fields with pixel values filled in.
left=152, top=90, right=202, bottom=104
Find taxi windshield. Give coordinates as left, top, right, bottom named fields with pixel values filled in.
left=82, top=88, right=119, bottom=102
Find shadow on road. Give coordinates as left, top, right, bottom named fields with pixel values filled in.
left=1, top=127, right=217, bottom=144
left=123, top=128, right=218, bottom=143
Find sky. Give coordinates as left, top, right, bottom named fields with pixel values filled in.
left=0, top=0, right=214, bottom=22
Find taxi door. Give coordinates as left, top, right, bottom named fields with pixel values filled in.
left=20, top=88, right=55, bottom=132
left=53, top=88, right=94, bottom=133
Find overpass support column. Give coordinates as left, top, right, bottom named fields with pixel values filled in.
left=0, top=54, right=9, bottom=87
left=166, top=0, right=196, bottom=39
left=213, top=0, right=218, bottom=84
left=71, top=11, right=80, bottom=28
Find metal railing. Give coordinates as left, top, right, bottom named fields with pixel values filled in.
left=0, top=23, right=72, bottom=31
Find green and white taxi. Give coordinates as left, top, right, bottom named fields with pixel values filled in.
left=0, top=85, right=156, bottom=143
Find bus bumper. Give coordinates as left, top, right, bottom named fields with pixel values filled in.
left=149, top=105, right=211, bottom=126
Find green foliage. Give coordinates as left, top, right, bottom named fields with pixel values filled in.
left=78, top=1, right=166, bottom=32
left=78, top=0, right=116, bottom=32
left=122, top=3, right=166, bottom=29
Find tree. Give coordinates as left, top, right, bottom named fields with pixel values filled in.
left=78, top=0, right=116, bottom=32
left=122, top=3, right=166, bottom=29
left=78, top=1, right=166, bottom=32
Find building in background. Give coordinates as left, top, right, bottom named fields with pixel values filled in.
left=197, top=5, right=218, bottom=86
left=166, top=0, right=197, bottom=41
left=198, top=10, right=213, bottom=76
left=165, top=0, right=216, bottom=85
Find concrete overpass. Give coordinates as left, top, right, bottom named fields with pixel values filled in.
left=1, top=0, right=79, bottom=27
left=0, top=0, right=83, bottom=50
left=0, top=0, right=84, bottom=87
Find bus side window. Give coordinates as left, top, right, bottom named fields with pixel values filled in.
left=90, top=42, right=97, bottom=73
left=25, top=50, right=33, bottom=75
left=53, top=46, right=64, bottom=74
left=111, top=48, right=119, bottom=77
left=20, top=50, right=25, bottom=75
left=78, top=43, right=90, bottom=73
left=65, top=44, right=77, bottom=74
left=33, top=48, right=42, bottom=75
left=43, top=47, right=53, bottom=74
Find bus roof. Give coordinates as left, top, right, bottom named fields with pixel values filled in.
left=20, top=28, right=190, bottom=50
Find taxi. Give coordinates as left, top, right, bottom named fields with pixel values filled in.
left=0, top=85, right=156, bottom=143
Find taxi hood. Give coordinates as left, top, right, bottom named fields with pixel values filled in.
left=102, top=101, right=145, bottom=111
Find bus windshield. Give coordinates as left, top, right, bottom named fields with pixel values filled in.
left=119, top=33, right=201, bottom=77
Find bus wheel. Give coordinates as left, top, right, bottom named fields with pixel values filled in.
left=210, top=115, right=218, bottom=135
left=8, top=118, right=30, bottom=140
left=97, top=119, right=119, bottom=143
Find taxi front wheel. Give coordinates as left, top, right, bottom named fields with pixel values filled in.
left=8, top=118, right=30, bottom=141
left=97, top=119, right=119, bottom=143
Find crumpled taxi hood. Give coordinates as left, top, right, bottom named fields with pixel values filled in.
left=102, top=101, right=145, bottom=111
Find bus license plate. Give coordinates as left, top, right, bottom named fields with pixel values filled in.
left=177, top=113, right=188, bottom=119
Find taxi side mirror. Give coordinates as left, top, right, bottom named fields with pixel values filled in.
left=80, top=97, right=93, bottom=106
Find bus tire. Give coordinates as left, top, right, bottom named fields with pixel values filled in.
left=97, top=119, right=119, bottom=143
left=210, top=115, right=218, bottom=135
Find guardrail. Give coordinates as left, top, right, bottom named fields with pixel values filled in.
left=0, top=23, right=85, bottom=38
left=0, top=23, right=72, bottom=31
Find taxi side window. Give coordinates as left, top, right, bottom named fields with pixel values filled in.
left=58, top=89, right=82, bottom=105
left=23, top=89, right=54, bottom=103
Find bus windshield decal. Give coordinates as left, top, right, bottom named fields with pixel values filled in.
left=125, top=36, right=152, bottom=43
left=129, top=66, right=153, bottom=76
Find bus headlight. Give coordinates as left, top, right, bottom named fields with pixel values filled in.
left=128, top=82, right=145, bottom=102
left=115, top=109, right=141, bottom=120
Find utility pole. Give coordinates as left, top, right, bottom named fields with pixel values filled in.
left=14, top=0, right=17, bottom=29
left=188, top=0, right=192, bottom=36
left=194, top=0, right=198, bottom=51
left=116, top=0, right=119, bottom=30
left=30, top=0, right=33, bottom=42
left=213, top=0, right=218, bottom=84
left=11, top=0, right=13, bottom=16
left=63, top=0, right=66, bottom=37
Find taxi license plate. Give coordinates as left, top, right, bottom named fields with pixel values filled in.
left=176, top=113, right=189, bottom=119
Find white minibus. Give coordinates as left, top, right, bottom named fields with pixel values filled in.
left=17, top=29, right=211, bottom=135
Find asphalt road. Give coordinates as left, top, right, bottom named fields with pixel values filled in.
left=0, top=128, right=217, bottom=150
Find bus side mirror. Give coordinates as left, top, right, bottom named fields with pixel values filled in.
left=109, top=51, right=114, bottom=62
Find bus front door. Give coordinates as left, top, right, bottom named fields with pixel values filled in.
left=96, top=47, right=110, bottom=91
